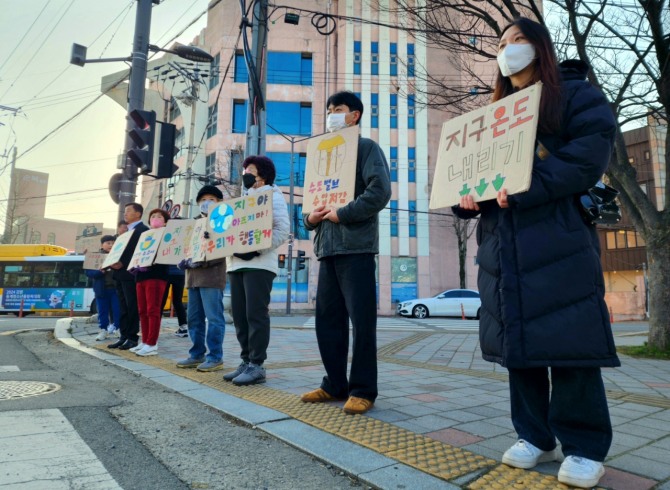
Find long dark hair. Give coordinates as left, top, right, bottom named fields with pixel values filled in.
left=492, top=17, right=562, bottom=134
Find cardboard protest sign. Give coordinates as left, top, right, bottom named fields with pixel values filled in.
left=101, top=229, right=134, bottom=269
left=303, top=125, right=359, bottom=214
left=430, top=83, right=542, bottom=209
left=154, top=219, right=196, bottom=265
left=147, top=191, right=274, bottom=265
left=83, top=252, right=106, bottom=270
left=128, top=228, right=165, bottom=270
left=74, top=236, right=100, bottom=254
left=205, top=190, right=273, bottom=261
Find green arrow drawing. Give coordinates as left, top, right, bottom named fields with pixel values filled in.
left=459, top=183, right=471, bottom=196
left=475, top=178, right=489, bottom=196
left=492, top=173, right=506, bottom=191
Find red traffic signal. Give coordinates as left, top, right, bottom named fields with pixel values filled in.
left=127, top=109, right=156, bottom=174
left=278, top=253, right=286, bottom=268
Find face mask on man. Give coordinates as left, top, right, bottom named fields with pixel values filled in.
left=199, top=200, right=214, bottom=215
left=497, top=43, right=536, bottom=77
left=326, top=113, right=349, bottom=133
left=242, top=173, right=257, bottom=189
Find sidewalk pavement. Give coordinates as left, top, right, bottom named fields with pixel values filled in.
left=60, top=317, right=670, bottom=490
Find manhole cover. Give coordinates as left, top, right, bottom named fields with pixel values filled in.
left=0, top=381, right=61, bottom=400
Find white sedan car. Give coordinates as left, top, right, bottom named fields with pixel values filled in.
left=397, top=289, right=481, bottom=319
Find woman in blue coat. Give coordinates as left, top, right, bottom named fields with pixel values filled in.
left=454, top=17, right=619, bottom=489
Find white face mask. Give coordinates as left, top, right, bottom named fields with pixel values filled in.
left=326, top=113, right=348, bottom=133
left=497, top=43, right=536, bottom=77
left=199, top=200, right=215, bottom=215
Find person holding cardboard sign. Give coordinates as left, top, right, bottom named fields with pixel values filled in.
left=85, top=235, right=120, bottom=341
left=300, top=91, right=392, bottom=415
left=224, top=155, right=290, bottom=386
left=454, top=17, right=618, bottom=489
left=176, top=185, right=227, bottom=372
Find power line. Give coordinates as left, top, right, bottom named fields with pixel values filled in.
left=0, top=1, right=52, bottom=74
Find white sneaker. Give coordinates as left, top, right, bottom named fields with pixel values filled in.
left=107, top=323, right=116, bottom=333
left=136, top=345, right=158, bottom=357
left=558, top=456, right=605, bottom=488
left=129, top=342, right=145, bottom=353
left=95, top=330, right=108, bottom=341
left=502, top=439, right=557, bottom=469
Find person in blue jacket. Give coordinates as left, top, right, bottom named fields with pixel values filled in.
left=454, top=17, right=619, bottom=489
left=85, top=235, right=120, bottom=341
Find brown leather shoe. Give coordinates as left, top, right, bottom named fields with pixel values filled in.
left=300, top=388, right=338, bottom=403
left=343, top=396, right=374, bottom=415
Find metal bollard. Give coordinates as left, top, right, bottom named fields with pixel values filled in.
left=461, top=303, right=466, bottom=320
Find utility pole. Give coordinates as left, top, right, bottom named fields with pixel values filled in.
left=2, top=146, right=17, bottom=244
left=117, top=0, right=154, bottom=222
left=244, top=0, right=268, bottom=158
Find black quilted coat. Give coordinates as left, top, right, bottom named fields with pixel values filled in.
left=454, top=60, right=621, bottom=369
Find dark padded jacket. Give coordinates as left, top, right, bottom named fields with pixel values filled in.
left=304, top=136, right=392, bottom=258
left=453, top=60, right=621, bottom=369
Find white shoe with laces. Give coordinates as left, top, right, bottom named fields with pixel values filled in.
left=95, top=330, right=108, bottom=341
left=129, top=342, right=145, bottom=353
left=136, top=345, right=158, bottom=356
left=558, top=456, right=605, bottom=488
left=502, top=439, right=557, bottom=469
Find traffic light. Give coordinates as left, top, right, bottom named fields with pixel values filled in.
left=297, top=250, right=306, bottom=270
left=278, top=253, right=286, bottom=268
left=127, top=109, right=156, bottom=174
left=156, top=122, right=179, bottom=178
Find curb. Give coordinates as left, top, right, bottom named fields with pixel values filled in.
left=52, top=319, right=450, bottom=490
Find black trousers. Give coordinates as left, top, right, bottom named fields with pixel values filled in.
left=161, top=274, right=187, bottom=326
left=315, top=254, right=378, bottom=401
left=508, top=366, right=613, bottom=462
left=116, top=279, right=140, bottom=342
left=228, top=269, right=275, bottom=365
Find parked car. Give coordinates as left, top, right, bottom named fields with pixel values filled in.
left=397, top=289, right=481, bottom=319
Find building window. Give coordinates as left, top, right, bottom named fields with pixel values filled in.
left=209, top=53, right=220, bottom=89
left=293, top=204, right=309, bottom=240
left=628, top=157, right=635, bottom=164
left=266, top=152, right=307, bottom=187
left=354, top=41, right=361, bottom=75
left=390, top=94, right=398, bottom=129
left=175, top=127, right=184, bottom=156
left=267, top=102, right=312, bottom=136
left=407, top=43, right=415, bottom=77
left=390, top=43, right=398, bottom=76
left=409, top=200, right=417, bottom=237
left=207, top=103, right=218, bottom=139
left=234, top=51, right=248, bottom=83
left=408, top=147, right=416, bottom=182
left=644, top=150, right=651, bottom=160
left=605, top=230, right=646, bottom=249
left=232, top=100, right=247, bottom=133
left=169, top=97, right=180, bottom=121
left=390, top=200, right=398, bottom=237
left=205, top=153, right=217, bottom=181
left=31, top=231, right=41, bottom=244
left=47, top=232, right=56, bottom=245
left=370, top=93, right=379, bottom=128
left=266, top=52, right=313, bottom=85
left=371, top=41, right=379, bottom=76
left=408, top=94, right=415, bottom=129
left=389, top=147, right=398, bottom=182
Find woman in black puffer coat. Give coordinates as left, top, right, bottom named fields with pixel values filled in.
left=454, top=17, right=619, bottom=489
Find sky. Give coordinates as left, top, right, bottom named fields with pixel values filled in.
left=0, top=0, right=210, bottom=230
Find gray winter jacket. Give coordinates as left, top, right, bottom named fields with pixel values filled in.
left=304, top=136, right=392, bottom=258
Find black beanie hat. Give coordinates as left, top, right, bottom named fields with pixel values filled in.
left=196, top=185, right=223, bottom=202
left=100, top=235, right=115, bottom=244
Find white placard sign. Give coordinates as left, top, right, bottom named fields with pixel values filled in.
left=430, top=83, right=542, bottom=209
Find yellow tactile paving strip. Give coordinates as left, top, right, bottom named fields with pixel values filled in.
left=93, top=346, right=594, bottom=488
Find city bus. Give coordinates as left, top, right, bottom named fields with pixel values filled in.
left=0, top=244, right=95, bottom=315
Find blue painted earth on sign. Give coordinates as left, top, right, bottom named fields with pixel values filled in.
left=210, top=204, right=234, bottom=233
